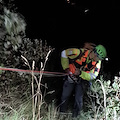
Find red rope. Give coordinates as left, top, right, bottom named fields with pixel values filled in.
left=0, top=67, right=68, bottom=76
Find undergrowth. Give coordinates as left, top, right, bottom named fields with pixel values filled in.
left=0, top=1, right=120, bottom=120
left=1, top=76, right=120, bottom=120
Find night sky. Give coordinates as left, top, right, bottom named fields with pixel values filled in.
left=14, top=0, right=120, bottom=75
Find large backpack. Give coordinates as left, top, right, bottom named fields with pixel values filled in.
left=83, top=42, right=96, bottom=51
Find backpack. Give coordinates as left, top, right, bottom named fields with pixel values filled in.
left=83, top=42, right=96, bottom=51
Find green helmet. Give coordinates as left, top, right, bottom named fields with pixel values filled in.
left=94, top=45, right=107, bottom=60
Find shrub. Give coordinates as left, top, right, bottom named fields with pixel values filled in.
left=81, top=76, right=120, bottom=120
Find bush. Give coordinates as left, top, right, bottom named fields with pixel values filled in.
left=0, top=2, right=53, bottom=119
left=81, top=76, right=120, bottom=120
left=1, top=1, right=120, bottom=120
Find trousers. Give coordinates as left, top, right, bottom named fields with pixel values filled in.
left=60, top=78, right=90, bottom=117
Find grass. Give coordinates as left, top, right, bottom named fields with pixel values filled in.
left=21, top=49, right=54, bottom=120
left=1, top=70, right=120, bottom=120
left=1, top=2, right=120, bottom=120
left=1, top=77, right=120, bottom=120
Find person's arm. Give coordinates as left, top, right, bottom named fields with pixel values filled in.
left=80, top=60, right=101, bottom=81
left=61, top=48, right=80, bottom=70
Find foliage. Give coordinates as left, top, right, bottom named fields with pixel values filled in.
left=0, top=3, right=26, bottom=51
left=0, top=1, right=120, bottom=120
left=1, top=76, right=120, bottom=120
left=0, top=2, right=52, bottom=68
left=81, top=76, right=120, bottom=120
left=0, top=2, right=53, bottom=119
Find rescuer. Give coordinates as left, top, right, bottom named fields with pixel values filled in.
left=60, top=43, right=107, bottom=118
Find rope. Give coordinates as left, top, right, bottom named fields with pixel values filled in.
left=0, top=67, right=68, bottom=77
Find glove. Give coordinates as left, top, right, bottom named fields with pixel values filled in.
left=64, top=68, right=81, bottom=82
left=73, top=68, right=81, bottom=76
left=65, top=68, right=81, bottom=76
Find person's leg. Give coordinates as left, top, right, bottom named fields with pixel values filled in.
left=72, top=82, right=84, bottom=117
left=72, top=79, right=90, bottom=117
left=60, top=80, right=75, bottom=112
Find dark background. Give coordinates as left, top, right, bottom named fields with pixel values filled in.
left=13, top=0, right=120, bottom=76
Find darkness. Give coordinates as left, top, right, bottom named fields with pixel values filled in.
left=14, top=0, right=120, bottom=76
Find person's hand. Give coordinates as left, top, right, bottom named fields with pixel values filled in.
left=74, top=68, right=81, bottom=76
left=65, top=68, right=71, bottom=75
left=65, top=68, right=78, bottom=81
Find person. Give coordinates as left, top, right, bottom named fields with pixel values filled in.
left=59, top=43, right=107, bottom=118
